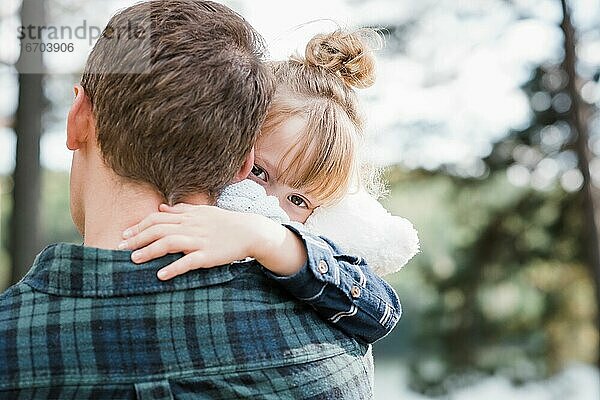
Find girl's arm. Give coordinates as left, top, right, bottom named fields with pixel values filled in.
left=122, top=203, right=308, bottom=279
left=264, top=222, right=402, bottom=344
left=121, top=203, right=401, bottom=344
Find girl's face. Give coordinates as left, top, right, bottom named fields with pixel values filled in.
left=248, top=116, right=320, bottom=223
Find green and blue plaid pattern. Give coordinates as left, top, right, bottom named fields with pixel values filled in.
left=0, top=243, right=373, bottom=399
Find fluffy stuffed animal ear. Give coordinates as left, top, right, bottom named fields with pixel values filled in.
left=304, top=189, right=420, bottom=276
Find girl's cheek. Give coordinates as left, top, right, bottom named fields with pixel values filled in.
left=287, top=207, right=312, bottom=224
left=276, top=202, right=304, bottom=223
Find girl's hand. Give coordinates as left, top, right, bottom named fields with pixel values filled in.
left=120, top=204, right=256, bottom=280
left=120, top=203, right=306, bottom=280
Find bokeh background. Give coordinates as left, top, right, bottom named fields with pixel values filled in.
left=1, top=0, right=600, bottom=398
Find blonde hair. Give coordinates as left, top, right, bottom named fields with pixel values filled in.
left=261, top=28, right=385, bottom=206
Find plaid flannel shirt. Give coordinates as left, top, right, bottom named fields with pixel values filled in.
left=0, top=243, right=374, bottom=399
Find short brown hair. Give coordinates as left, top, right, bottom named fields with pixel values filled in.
left=81, top=0, right=274, bottom=203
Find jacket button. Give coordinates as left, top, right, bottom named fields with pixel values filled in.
left=317, top=260, right=329, bottom=274
left=351, top=286, right=361, bottom=298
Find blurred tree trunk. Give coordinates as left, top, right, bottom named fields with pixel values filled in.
left=559, top=0, right=600, bottom=370
left=10, top=0, right=46, bottom=283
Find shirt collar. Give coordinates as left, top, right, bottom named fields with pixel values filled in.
left=23, top=243, right=252, bottom=297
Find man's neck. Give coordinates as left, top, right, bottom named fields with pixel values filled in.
left=82, top=183, right=163, bottom=249
left=82, top=175, right=211, bottom=250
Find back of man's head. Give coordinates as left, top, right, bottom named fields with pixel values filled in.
left=81, top=0, right=273, bottom=203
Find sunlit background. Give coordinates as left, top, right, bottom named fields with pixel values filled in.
left=1, top=0, right=600, bottom=398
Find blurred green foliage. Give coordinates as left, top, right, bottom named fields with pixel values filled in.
left=0, top=176, right=10, bottom=290
left=376, top=167, right=596, bottom=396
left=0, top=170, right=80, bottom=290
left=39, top=169, right=80, bottom=245
left=372, top=62, right=599, bottom=395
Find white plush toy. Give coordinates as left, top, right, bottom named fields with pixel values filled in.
left=218, top=179, right=420, bottom=276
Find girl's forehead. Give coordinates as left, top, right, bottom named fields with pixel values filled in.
left=258, top=115, right=307, bottom=146
left=256, top=116, right=309, bottom=160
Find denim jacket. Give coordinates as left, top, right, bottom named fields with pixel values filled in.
left=264, top=224, right=402, bottom=344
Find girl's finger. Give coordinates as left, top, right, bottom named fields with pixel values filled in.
left=159, top=203, right=200, bottom=214
left=130, top=235, right=198, bottom=264
left=119, top=223, right=187, bottom=251
left=157, top=252, right=209, bottom=280
left=122, top=212, right=184, bottom=239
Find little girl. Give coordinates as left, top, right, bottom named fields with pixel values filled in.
left=120, top=29, right=419, bottom=344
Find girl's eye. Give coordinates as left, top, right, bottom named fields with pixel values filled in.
left=251, top=165, right=268, bottom=182
left=288, top=194, right=308, bottom=209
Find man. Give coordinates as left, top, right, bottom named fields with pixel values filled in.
left=0, top=0, right=373, bottom=398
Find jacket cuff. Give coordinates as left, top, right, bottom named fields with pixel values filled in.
left=262, top=224, right=344, bottom=301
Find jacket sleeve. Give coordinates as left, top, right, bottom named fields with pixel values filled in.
left=262, top=224, right=402, bottom=344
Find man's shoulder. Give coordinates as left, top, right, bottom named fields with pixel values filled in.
left=0, top=263, right=368, bottom=390
left=0, top=281, right=34, bottom=312
left=0, top=280, right=43, bottom=339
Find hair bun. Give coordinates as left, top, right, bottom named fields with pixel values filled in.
left=304, top=29, right=380, bottom=89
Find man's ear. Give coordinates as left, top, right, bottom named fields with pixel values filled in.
left=66, top=85, right=94, bottom=150
left=233, top=147, right=255, bottom=183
